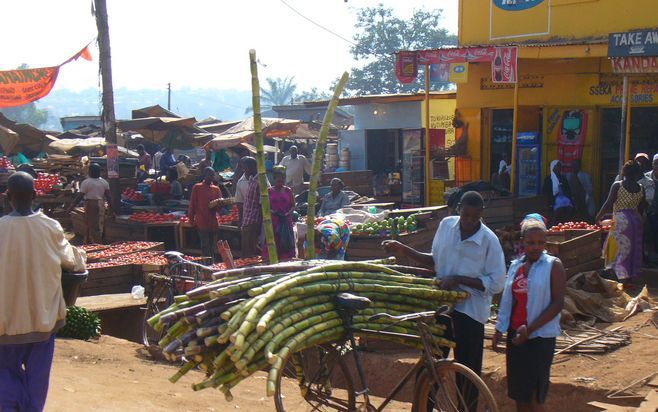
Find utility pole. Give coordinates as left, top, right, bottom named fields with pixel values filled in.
left=94, top=0, right=120, bottom=213
left=167, top=83, right=171, bottom=110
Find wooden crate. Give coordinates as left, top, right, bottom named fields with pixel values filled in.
left=565, top=258, right=604, bottom=278
left=81, top=264, right=138, bottom=296
left=513, top=196, right=549, bottom=223
left=482, top=197, right=514, bottom=230
left=546, top=230, right=603, bottom=268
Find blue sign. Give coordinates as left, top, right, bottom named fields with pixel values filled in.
left=453, top=65, right=466, bottom=73
left=493, top=0, right=545, bottom=12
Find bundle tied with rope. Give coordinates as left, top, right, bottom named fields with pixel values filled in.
left=147, top=259, right=468, bottom=400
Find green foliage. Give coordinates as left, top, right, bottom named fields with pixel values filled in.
left=57, top=306, right=101, bottom=341
left=345, top=5, right=457, bottom=95
left=294, top=87, right=331, bottom=103
left=245, top=76, right=298, bottom=114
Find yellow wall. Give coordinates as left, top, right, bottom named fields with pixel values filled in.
left=460, top=0, right=658, bottom=46
left=422, top=98, right=457, bottom=205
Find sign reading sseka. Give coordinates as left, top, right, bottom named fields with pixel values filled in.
left=608, top=30, right=658, bottom=74
left=395, top=47, right=518, bottom=85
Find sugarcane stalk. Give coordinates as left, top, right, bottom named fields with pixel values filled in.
left=306, top=71, right=349, bottom=259
left=256, top=294, right=333, bottom=333
left=169, top=359, right=199, bottom=383
left=249, top=49, right=278, bottom=264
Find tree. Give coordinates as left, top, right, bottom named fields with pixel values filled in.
left=0, top=64, right=50, bottom=128
left=294, top=87, right=331, bottom=103
left=345, top=5, right=457, bottom=95
left=244, top=76, right=297, bottom=114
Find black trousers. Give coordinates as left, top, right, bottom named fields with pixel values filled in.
left=452, top=310, right=484, bottom=376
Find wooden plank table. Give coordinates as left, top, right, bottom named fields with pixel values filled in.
left=76, top=293, right=147, bottom=344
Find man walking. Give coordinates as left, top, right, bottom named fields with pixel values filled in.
left=0, top=172, right=86, bottom=411
left=279, top=145, right=310, bottom=195
left=383, top=191, right=506, bottom=383
left=188, top=167, right=223, bottom=261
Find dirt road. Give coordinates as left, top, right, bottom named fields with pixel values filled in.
left=45, top=312, right=657, bottom=411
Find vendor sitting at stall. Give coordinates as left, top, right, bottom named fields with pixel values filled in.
left=135, top=145, right=151, bottom=182
left=167, top=168, right=184, bottom=201
left=318, top=178, right=350, bottom=216
left=315, top=216, right=351, bottom=260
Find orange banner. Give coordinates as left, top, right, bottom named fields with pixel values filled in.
left=0, top=44, right=92, bottom=108
left=0, top=66, right=60, bottom=108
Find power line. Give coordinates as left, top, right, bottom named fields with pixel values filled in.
left=278, top=0, right=356, bottom=47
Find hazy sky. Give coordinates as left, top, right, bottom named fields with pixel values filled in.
left=3, top=0, right=458, bottom=94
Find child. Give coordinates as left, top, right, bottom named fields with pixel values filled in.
left=68, top=163, right=111, bottom=244
left=0, top=172, right=86, bottom=411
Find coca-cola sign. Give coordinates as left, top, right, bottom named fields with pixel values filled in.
left=493, top=0, right=545, bottom=12
left=491, top=47, right=518, bottom=83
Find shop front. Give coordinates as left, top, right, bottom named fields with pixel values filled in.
left=334, top=93, right=457, bottom=207
left=454, top=52, right=658, bottom=206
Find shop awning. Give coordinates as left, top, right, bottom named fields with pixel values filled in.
left=49, top=137, right=138, bottom=157
left=117, top=116, right=212, bottom=150
left=0, top=112, right=58, bottom=154
left=239, top=142, right=277, bottom=154
left=204, top=117, right=301, bottom=151
left=0, top=125, right=19, bottom=154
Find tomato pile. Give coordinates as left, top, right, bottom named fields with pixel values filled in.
left=209, top=256, right=262, bottom=271
left=85, top=241, right=162, bottom=262
left=217, top=205, right=240, bottom=225
left=129, top=212, right=178, bottom=223
left=122, top=188, right=145, bottom=202
left=0, top=156, right=14, bottom=170
left=548, top=221, right=601, bottom=232
left=34, top=172, right=61, bottom=196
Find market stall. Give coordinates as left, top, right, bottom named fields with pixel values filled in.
left=344, top=205, right=450, bottom=261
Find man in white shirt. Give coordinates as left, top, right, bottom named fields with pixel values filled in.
left=383, top=191, right=506, bottom=387
left=279, top=145, right=311, bottom=195
left=233, top=157, right=252, bottom=223
left=68, top=163, right=111, bottom=244
left=0, top=172, right=86, bottom=411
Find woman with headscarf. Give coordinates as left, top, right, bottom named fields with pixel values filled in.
left=542, top=160, right=573, bottom=223
left=315, top=217, right=351, bottom=260
left=597, top=160, right=647, bottom=282
left=263, top=165, right=296, bottom=261
left=645, top=154, right=658, bottom=261
left=318, top=178, right=351, bottom=216
left=493, top=214, right=566, bottom=412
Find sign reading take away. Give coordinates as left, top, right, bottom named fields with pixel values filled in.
left=608, top=30, right=658, bottom=57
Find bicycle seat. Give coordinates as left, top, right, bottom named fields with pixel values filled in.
left=334, top=293, right=372, bottom=311
left=164, top=251, right=185, bottom=262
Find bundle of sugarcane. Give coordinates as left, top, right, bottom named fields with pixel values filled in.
left=148, top=259, right=468, bottom=401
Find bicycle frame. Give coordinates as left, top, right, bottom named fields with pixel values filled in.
left=339, top=310, right=453, bottom=411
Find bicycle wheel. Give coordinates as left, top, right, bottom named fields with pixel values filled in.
left=142, top=280, right=174, bottom=350
left=275, top=345, right=356, bottom=412
left=412, top=361, right=499, bottom=412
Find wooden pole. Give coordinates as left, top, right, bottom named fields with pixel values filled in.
left=624, top=76, right=632, bottom=163
left=619, top=75, right=629, bottom=171
left=510, top=76, right=520, bottom=195
left=94, top=0, right=120, bottom=213
left=424, top=65, right=431, bottom=207
left=167, top=83, right=171, bottom=111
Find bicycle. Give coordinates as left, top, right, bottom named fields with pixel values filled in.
left=274, top=293, right=499, bottom=412
left=142, top=251, right=215, bottom=355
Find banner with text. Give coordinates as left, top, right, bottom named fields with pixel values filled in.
left=0, top=45, right=92, bottom=108
left=491, top=47, right=518, bottom=83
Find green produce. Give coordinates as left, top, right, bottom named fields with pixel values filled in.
left=57, top=306, right=101, bottom=341
left=149, top=258, right=468, bottom=403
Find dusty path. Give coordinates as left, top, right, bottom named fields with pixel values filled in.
left=45, top=312, right=657, bottom=411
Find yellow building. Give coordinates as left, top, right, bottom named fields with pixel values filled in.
left=456, top=0, right=658, bottom=204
